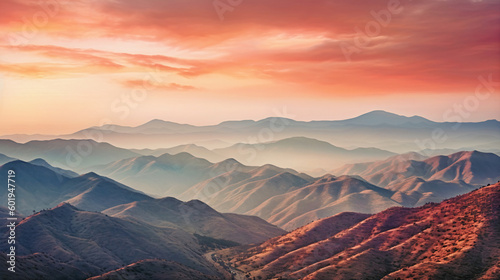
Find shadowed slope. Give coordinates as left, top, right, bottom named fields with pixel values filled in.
left=103, top=197, right=286, bottom=245
left=0, top=203, right=222, bottom=280
left=87, top=259, right=220, bottom=280
left=0, top=160, right=151, bottom=215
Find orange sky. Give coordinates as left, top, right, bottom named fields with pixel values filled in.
left=0, top=0, right=499, bottom=134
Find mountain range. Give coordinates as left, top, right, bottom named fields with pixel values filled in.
left=102, top=197, right=285, bottom=244
left=2, top=181, right=498, bottom=279
left=0, top=143, right=498, bottom=279
left=0, top=153, right=16, bottom=165
left=81, top=152, right=229, bottom=197
left=0, top=139, right=139, bottom=169
left=1, top=113, right=499, bottom=279
left=2, top=111, right=499, bottom=154
left=212, top=136, right=396, bottom=171
left=222, top=182, right=500, bottom=279
left=0, top=203, right=222, bottom=280
left=85, top=153, right=313, bottom=197
left=334, top=150, right=500, bottom=187
left=74, top=150, right=496, bottom=230
left=0, top=159, right=284, bottom=244
left=182, top=151, right=492, bottom=230
left=0, top=160, right=151, bottom=215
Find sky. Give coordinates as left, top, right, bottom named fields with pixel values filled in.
left=0, top=0, right=499, bottom=134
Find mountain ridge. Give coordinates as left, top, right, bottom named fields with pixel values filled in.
left=2, top=110, right=498, bottom=151
left=223, top=182, right=500, bottom=279
left=0, top=203, right=222, bottom=279
left=102, top=196, right=286, bottom=245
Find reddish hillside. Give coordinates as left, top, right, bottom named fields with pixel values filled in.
left=226, top=182, right=500, bottom=279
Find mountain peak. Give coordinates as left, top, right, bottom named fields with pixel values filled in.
left=141, top=119, right=170, bottom=126
left=448, top=150, right=497, bottom=161
left=213, top=158, right=244, bottom=170
left=185, top=199, right=213, bottom=211
left=230, top=182, right=500, bottom=279
left=157, top=152, right=212, bottom=166
left=53, top=202, right=80, bottom=212
left=157, top=196, right=183, bottom=205
left=257, top=117, right=297, bottom=124
left=344, top=110, right=433, bottom=126
left=137, top=119, right=194, bottom=130
left=273, top=136, right=336, bottom=148
left=218, top=158, right=241, bottom=165
left=29, top=158, right=50, bottom=165
left=81, top=171, right=101, bottom=179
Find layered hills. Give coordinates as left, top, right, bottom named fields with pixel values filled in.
left=3, top=111, right=499, bottom=154
left=102, top=197, right=285, bottom=244
left=0, top=203, right=222, bottom=280
left=335, top=150, right=500, bottom=187
left=0, top=160, right=151, bottom=215
left=224, top=182, right=500, bottom=279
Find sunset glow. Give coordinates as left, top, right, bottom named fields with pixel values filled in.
left=0, top=0, right=499, bottom=134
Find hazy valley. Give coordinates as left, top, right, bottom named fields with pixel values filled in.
left=0, top=111, right=499, bottom=279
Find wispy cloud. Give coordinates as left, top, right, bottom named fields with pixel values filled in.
left=120, top=79, right=198, bottom=91
left=0, top=0, right=498, bottom=134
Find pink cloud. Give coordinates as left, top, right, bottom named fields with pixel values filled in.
left=0, top=0, right=498, bottom=95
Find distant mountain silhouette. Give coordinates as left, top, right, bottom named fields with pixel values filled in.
left=3, top=111, right=498, bottom=153
left=338, top=110, right=435, bottom=126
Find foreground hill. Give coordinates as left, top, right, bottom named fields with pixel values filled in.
left=0, top=160, right=151, bottom=215
left=0, top=203, right=223, bottom=280
left=0, top=206, right=23, bottom=220
left=224, top=182, right=500, bottom=279
left=103, top=197, right=286, bottom=244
